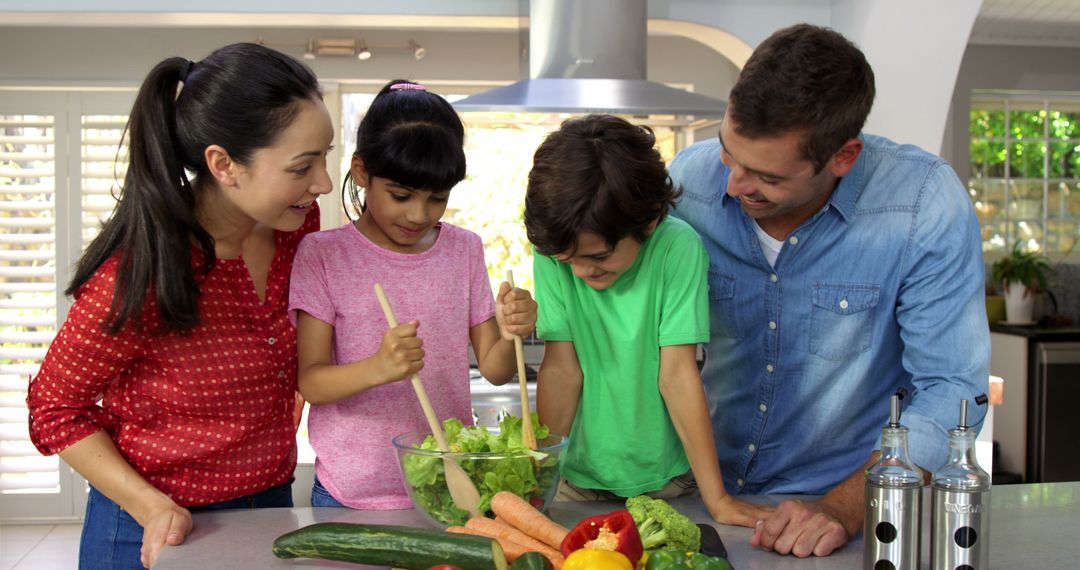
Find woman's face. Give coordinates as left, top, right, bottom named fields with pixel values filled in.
left=229, top=97, right=335, bottom=231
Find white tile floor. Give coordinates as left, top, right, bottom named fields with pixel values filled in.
left=0, top=523, right=81, bottom=570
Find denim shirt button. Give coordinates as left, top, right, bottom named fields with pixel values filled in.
left=770, top=273, right=778, bottom=282
left=839, top=298, right=849, bottom=309
left=759, top=403, right=768, bottom=412
left=747, top=443, right=756, bottom=452
left=736, top=478, right=745, bottom=487
left=788, top=236, right=799, bottom=245
left=766, top=364, right=775, bottom=373
left=769, top=321, right=777, bottom=330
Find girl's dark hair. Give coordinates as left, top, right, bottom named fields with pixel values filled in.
left=525, top=114, right=680, bottom=256
left=343, top=80, right=466, bottom=215
left=729, top=23, right=875, bottom=172
left=68, top=42, right=322, bottom=334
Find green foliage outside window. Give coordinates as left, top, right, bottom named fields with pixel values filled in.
left=969, top=99, right=1080, bottom=255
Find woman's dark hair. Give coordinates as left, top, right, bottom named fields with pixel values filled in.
left=68, top=42, right=322, bottom=334
left=728, top=23, right=875, bottom=172
left=525, top=114, right=680, bottom=257
left=343, top=80, right=466, bottom=215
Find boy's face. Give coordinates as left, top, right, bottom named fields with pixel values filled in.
left=555, top=231, right=646, bottom=291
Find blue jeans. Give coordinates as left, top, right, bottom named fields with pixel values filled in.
left=310, top=475, right=345, bottom=508
left=79, top=479, right=294, bottom=570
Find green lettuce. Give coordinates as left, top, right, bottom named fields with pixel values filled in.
left=401, top=414, right=559, bottom=526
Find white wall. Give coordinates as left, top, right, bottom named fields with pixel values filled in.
left=830, top=0, right=981, bottom=155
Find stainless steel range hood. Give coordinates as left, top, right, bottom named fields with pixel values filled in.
left=453, top=0, right=727, bottom=117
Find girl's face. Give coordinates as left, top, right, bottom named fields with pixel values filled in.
left=229, top=98, right=335, bottom=232
left=352, top=156, right=450, bottom=254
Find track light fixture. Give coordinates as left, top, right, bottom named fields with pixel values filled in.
left=409, top=40, right=426, bottom=60
left=357, top=39, right=372, bottom=61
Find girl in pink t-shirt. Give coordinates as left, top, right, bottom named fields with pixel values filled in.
left=288, top=80, right=537, bottom=509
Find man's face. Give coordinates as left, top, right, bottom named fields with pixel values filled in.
left=555, top=231, right=645, bottom=291
left=718, top=112, right=839, bottom=236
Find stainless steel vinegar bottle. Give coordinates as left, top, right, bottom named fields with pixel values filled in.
left=864, top=394, right=923, bottom=570
left=931, top=397, right=991, bottom=570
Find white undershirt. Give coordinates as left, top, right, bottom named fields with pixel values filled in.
left=752, top=221, right=785, bottom=267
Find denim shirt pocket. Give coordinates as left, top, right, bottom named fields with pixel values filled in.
left=708, top=270, right=740, bottom=339
left=809, top=283, right=880, bottom=361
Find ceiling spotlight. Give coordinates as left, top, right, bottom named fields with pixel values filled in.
left=409, top=40, right=426, bottom=60
left=302, top=39, right=316, bottom=60
left=357, top=40, right=372, bottom=61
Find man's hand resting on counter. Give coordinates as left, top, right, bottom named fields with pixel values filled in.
left=748, top=456, right=871, bottom=557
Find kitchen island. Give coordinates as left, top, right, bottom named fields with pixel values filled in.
left=155, top=481, right=1080, bottom=569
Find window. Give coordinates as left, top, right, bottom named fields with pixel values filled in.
left=969, top=93, right=1080, bottom=256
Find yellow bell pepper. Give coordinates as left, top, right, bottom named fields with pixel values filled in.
left=562, top=548, right=634, bottom=570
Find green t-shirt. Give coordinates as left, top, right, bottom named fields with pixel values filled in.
left=534, top=216, right=710, bottom=496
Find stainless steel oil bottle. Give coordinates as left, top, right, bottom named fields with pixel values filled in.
left=931, top=397, right=991, bottom=570
left=864, top=394, right=923, bottom=570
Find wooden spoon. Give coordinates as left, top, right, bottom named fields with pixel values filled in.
left=373, top=283, right=482, bottom=519
left=505, top=270, right=537, bottom=450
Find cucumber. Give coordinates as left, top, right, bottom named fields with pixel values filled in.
left=272, top=522, right=507, bottom=570
left=509, top=552, right=553, bottom=570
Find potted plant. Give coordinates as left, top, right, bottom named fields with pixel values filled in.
left=991, top=243, right=1052, bottom=324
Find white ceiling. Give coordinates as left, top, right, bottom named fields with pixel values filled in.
left=971, top=0, right=1080, bottom=47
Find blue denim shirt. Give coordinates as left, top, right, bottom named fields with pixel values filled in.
left=669, top=134, right=990, bottom=495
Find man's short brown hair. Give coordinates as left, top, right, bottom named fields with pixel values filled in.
left=729, top=23, right=875, bottom=172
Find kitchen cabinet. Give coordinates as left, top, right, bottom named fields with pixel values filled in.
left=990, top=324, right=1080, bottom=483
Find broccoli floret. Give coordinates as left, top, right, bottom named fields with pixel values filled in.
left=625, top=495, right=701, bottom=552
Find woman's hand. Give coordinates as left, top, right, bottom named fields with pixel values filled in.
left=374, top=320, right=424, bottom=383
left=139, top=498, right=193, bottom=568
left=495, top=282, right=538, bottom=341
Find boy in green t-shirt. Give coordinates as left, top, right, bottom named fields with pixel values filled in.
left=525, top=114, right=769, bottom=527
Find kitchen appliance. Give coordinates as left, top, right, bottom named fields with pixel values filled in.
left=452, top=0, right=727, bottom=117
left=864, top=393, right=923, bottom=570
left=931, top=397, right=991, bottom=570
left=1029, top=341, right=1080, bottom=481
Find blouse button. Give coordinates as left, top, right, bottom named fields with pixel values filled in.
left=277, top=370, right=286, bottom=379
left=267, top=337, right=277, bottom=345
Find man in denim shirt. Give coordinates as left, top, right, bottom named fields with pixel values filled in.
left=669, top=24, right=989, bottom=557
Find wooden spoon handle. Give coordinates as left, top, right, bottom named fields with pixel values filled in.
left=506, top=271, right=537, bottom=449
left=374, top=283, right=451, bottom=452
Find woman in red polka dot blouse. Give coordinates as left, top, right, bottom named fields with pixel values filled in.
left=26, top=43, right=333, bottom=570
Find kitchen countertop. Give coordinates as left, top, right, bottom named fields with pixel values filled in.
left=154, top=482, right=1080, bottom=569
left=989, top=323, right=1080, bottom=339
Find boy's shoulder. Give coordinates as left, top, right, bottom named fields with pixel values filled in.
left=649, top=216, right=704, bottom=251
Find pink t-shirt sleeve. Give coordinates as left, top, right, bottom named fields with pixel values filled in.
left=289, top=233, right=336, bottom=326
left=468, top=232, right=497, bottom=328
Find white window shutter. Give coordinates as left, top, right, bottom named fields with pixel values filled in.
left=0, top=113, right=60, bottom=494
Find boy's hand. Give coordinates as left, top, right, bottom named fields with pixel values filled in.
left=708, top=493, right=775, bottom=529
left=375, top=320, right=424, bottom=383
left=495, top=282, right=538, bottom=341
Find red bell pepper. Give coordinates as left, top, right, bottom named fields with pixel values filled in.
left=560, top=509, right=644, bottom=566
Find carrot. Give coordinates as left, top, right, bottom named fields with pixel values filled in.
left=447, top=525, right=530, bottom=562
left=466, top=516, right=565, bottom=565
left=491, top=491, right=569, bottom=549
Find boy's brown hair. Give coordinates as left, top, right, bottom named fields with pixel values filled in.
left=525, top=114, right=680, bottom=256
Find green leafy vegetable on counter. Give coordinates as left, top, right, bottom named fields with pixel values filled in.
left=625, top=495, right=702, bottom=552
left=645, top=550, right=731, bottom=570
left=402, top=414, right=558, bottom=527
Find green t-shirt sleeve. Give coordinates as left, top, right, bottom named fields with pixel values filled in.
left=534, top=249, right=572, bottom=341
left=657, top=224, right=710, bottom=347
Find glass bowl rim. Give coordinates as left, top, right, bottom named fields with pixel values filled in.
left=391, top=428, right=568, bottom=459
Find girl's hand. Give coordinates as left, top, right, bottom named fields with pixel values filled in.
left=375, top=320, right=424, bottom=383
left=495, top=282, right=538, bottom=341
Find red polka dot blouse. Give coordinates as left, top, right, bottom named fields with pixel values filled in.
left=27, top=206, right=319, bottom=507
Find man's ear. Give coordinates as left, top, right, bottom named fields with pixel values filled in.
left=204, top=144, right=239, bottom=188
left=350, top=155, right=368, bottom=187
left=827, top=138, right=863, bottom=178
